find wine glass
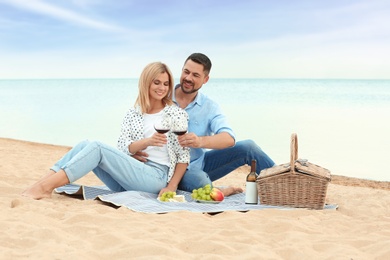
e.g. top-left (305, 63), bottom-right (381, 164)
top-left (154, 114), bottom-right (171, 134)
top-left (172, 117), bottom-right (187, 136)
top-left (153, 115), bottom-right (171, 151)
top-left (172, 116), bottom-right (188, 150)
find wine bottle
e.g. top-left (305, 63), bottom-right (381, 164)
top-left (245, 159), bottom-right (258, 204)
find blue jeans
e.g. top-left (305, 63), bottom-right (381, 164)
top-left (178, 139), bottom-right (275, 191)
top-left (51, 140), bottom-right (169, 194)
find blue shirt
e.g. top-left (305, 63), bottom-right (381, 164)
top-left (173, 85), bottom-right (236, 171)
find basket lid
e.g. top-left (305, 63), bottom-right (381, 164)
top-left (258, 163), bottom-right (290, 179)
top-left (258, 159), bottom-right (331, 181)
top-left (294, 159), bottom-right (331, 180)
top-left (258, 133), bottom-right (331, 181)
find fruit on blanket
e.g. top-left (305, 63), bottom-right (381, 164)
top-left (191, 184), bottom-right (213, 201)
top-left (210, 188), bottom-right (224, 201)
top-left (160, 191), bottom-right (176, 202)
top-left (191, 184), bottom-right (224, 202)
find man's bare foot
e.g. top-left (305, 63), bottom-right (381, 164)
top-left (220, 186), bottom-right (243, 197)
top-left (21, 184), bottom-right (52, 200)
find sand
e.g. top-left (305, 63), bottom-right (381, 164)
top-left (1, 137), bottom-right (389, 259)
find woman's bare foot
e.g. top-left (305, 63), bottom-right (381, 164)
top-left (220, 186), bottom-right (243, 197)
top-left (21, 183), bottom-right (53, 200)
top-left (21, 170), bottom-right (69, 200)
top-left (21, 170), bottom-right (56, 197)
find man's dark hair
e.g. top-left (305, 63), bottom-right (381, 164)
top-left (185, 53), bottom-right (212, 76)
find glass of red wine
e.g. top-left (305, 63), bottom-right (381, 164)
top-left (172, 119), bottom-right (187, 136)
top-left (154, 115), bottom-right (171, 134)
top-left (153, 115), bottom-right (171, 151)
top-left (172, 116), bottom-right (188, 150)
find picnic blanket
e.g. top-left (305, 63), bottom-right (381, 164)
top-left (55, 184), bottom-right (338, 213)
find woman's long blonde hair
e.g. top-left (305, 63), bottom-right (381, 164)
top-left (135, 62), bottom-right (174, 113)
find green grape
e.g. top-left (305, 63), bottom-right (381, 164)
top-left (160, 191), bottom-right (176, 202)
top-left (191, 184), bottom-right (217, 201)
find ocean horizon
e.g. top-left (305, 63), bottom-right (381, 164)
top-left (1, 78), bottom-right (389, 182)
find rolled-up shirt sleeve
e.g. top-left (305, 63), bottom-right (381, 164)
top-left (185, 93), bottom-right (236, 145)
top-left (209, 103), bottom-right (236, 143)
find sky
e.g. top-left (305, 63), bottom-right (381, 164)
top-left (0, 0), bottom-right (389, 79)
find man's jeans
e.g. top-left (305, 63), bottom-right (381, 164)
top-left (178, 139), bottom-right (275, 191)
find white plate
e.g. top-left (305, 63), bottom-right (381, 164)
top-left (195, 199), bottom-right (221, 204)
top-left (157, 195), bottom-right (186, 202)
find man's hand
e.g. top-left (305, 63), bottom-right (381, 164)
top-left (131, 151), bottom-right (149, 162)
top-left (177, 132), bottom-right (202, 148)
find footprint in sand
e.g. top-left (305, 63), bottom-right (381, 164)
top-left (10, 198), bottom-right (23, 208)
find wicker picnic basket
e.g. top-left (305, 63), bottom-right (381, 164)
top-left (257, 133), bottom-right (331, 209)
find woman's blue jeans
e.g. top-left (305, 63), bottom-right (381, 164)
top-left (178, 139), bottom-right (275, 192)
top-left (51, 140), bottom-right (169, 194)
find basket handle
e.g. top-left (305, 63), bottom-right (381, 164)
top-left (290, 133), bottom-right (298, 173)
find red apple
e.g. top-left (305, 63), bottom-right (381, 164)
top-left (210, 188), bottom-right (224, 201)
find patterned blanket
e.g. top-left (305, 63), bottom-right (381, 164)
top-left (55, 184), bottom-right (338, 214)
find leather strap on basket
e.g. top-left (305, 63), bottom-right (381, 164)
top-left (290, 133), bottom-right (298, 174)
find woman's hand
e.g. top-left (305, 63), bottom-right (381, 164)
top-left (128, 132), bottom-right (167, 156)
top-left (158, 187), bottom-right (176, 197)
top-left (148, 132), bottom-right (167, 147)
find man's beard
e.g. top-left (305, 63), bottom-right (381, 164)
top-left (180, 81), bottom-right (201, 94)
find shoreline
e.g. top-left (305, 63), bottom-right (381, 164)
top-left (2, 136), bottom-right (389, 189)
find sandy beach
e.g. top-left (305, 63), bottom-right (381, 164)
top-left (1, 137), bottom-right (389, 259)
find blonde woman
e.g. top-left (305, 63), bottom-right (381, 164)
top-left (23, 62), bottom-right (189, 199)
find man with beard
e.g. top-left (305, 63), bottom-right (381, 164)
top-left (134, 53), bottom-right (275, 196)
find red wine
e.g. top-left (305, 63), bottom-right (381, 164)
top-left (173, 130), bottom-right (186, 135)
top-left (155, 128), bottom-right (170, 134)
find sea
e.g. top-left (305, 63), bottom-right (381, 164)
top-left (1, 78), bottom-right (389, 181)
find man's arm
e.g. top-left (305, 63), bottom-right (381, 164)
top-left (198, 132), bottom-right (234, 149)
top-left (179, 132), bottom-right (234, 150)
